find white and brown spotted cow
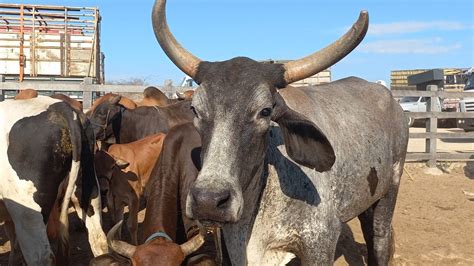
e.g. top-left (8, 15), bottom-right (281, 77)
top-left (0, 96), bottom-right (107, 265)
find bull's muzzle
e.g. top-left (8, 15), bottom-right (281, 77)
top-left (187, 183), bottom-right (241, 223)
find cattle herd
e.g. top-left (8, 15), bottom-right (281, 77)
top-left (0, 0), bottom-right (409, 265)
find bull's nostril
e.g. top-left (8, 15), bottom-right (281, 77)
top-left (216, 192), bottom-right (231, 209)
top-left (192, 187), bottom-right (232, 210)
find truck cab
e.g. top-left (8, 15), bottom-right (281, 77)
top-left (457, 72), bottom-right (474, 131)
top-left (400, 96), bottom-right (441, 126)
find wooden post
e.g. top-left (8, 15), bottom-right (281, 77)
top-left (82, 77), bottom-right (93, 110)
top-left (426, 85), bottom-right (438, 167)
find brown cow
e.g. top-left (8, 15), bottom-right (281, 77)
top-left (137, 86), bottom-right (172, 107)
top-left (86, 93), bottom-right (137, 116)
top-left (50, 93), bottom-right (83, 112)
top-left (14, 90), bottom-right (84, 114)
top-left (95, 133), bottom-right (166, 245)
top-left (14, 88), bottom-right (38, 100)
top-left (106, 123), bottom-right (223, 265)
top-left (176, 89), bottom-right (195, 101)
top-left (90, 221), bottom-right (205, 266)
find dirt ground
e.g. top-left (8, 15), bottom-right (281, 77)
top-left (334, 162), bottom-right (474, 265)
top-left (0, 138), bottom-right (473, 265)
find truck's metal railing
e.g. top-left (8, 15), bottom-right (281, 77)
top-left (0, 77), bottom-right (180, 109)
top-left (0, 3), bottom-right (102, 83)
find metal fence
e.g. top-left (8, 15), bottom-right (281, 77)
top-left (391, 86), bottom-right (474, 166)
top-left (1, 78), bottom-right (473, 165)
top-left (0, 77), bottom-right (180, 109)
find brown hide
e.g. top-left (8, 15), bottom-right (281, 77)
top-left (137, 86), bottom-right (170, 107)
top-left (176, 90), bottom-right (194, 100)
top-left (94, 124), bottom-right (220, 265)
top-left (51, 94), bottom-right (83, 112)
top-left (14, 90), bottom-right (84, 114)
top-left (95, 133), bottom-right (166, 244)
top-left (131, 238), bottom-right (185, 266)
top-left (86, 93), bottom-right (137, 116)
top-left (14, 88), bottom-right (38, 100)
top-left (107, 133), bottom-right (166, 194)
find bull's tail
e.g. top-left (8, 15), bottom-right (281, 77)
top-left (57, 161), bottom-right (80, 265)
top-left (57, 106), bottom-right (84, 265)
top-left (79, 117), bottom-right (108, 256)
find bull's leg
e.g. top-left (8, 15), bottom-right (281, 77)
top-left (4, 220), bottom-right (25, 265)
top-left (361, 185), bottom-right (398, 266)
top-left (372, 185), bottom-right (398, 266)
top-left (127, 196), bottom-right (139, 245)
top-left (110, 200), bottom-right (124, 241)
top-left (300, 218), bottom-right (341, 265)
top-left (71, 185), bottom-right (108, 256)
top-left (358, 206), bottom-right (376, 264)
top-left (4, 199), bottom-right (54, 265)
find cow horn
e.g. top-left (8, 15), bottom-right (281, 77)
top-left (152, 0), bottom-right (201, 79)
top-left (176, 91), bottom-right (186, 99)
top-left (115, 158), bottom-right (130, 169)
top-left (180, 233), bottom-right (205, 256)
top-left (283, 11), bottom-right (369, 84)
top-left (107, 220), bottom-right (136, 258)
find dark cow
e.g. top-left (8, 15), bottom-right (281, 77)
top-left (153, 1), bottom-right (409, 265)
top-left (0, 96), bottom-right (107, 265)
top-left (95, 123), bottom-right (220, 265)
top-left (88, 95), bottom-right (194, 144)
top-left (94, 133), bottom-right (166, 245)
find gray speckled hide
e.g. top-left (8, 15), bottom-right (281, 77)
top-left (188, 74), bottom-right (408, 265)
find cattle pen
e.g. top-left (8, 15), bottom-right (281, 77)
top-left (391, 69), bottom-right (474, 167)
top-left (1, 76), bottom-right (473, 166)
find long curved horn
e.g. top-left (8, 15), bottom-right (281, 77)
top-left (107, 220), bottom-right (136, 258)
top-left (283, 11), bottom-right (369, 84)
top-left (180, 233), bottom-right (205, 256)
top-left (152, 0), bottom-right (201, 78)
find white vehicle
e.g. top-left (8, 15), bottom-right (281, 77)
top-left (457, 70), bottom-right (474, 131)
top-left (180, 75), bottom-right (198, 87)
top-left (399, 96), bottom-right (441, 126)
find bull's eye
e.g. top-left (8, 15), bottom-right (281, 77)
top-left (260, 108), bottom-right (272, 117)
top-left (190, 106), bottom-right (199, 118)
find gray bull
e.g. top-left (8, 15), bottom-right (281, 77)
top-left (152, 0), bottom-right (409, 265)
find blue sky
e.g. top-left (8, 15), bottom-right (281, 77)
top-left (7, 0), bottom-right (474, 86)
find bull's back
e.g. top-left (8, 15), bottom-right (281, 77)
top-left (0, 97), bottom-right (75, 219)
top-left (279, 77), bottom-right (408, 220)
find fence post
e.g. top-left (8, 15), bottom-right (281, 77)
top-left (0, 75), bottom-right (4, 101)
top-left (82, 77), bottom-right (94, 110)
top-left (426, 85), bottom-right (438, 167)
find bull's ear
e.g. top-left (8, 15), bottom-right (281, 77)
top-left (118, 97), bottom-right (137, 110)
top-left (109, 95), bottom-right (121, 105)
top-left (272, 94), bottom-right (335, 172)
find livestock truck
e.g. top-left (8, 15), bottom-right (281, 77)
top-left (0, 3), bottom-right (104, 99)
